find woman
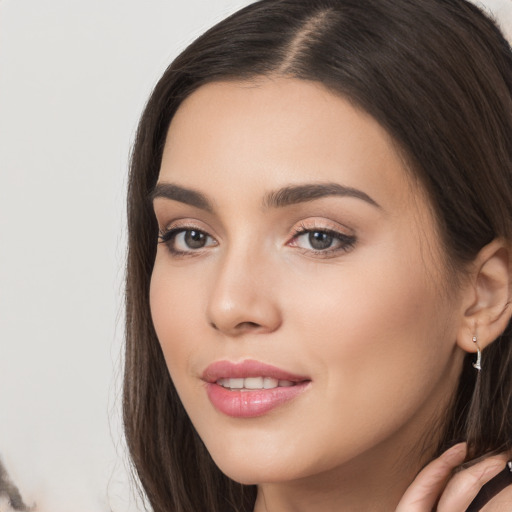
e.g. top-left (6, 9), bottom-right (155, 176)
top-left (123, 0), bottom-right (512, 510)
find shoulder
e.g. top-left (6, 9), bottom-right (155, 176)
top-left (480, 484), bottom-right (512, 511)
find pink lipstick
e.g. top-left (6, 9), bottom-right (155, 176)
top-left (202, 359), bottom-right (311, 418)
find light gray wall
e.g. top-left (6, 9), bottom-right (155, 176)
top-left (0, 2), bottom-right (253, 511)
top-left (0, 1), bottom-right (510, 511)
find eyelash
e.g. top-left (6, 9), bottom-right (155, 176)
top-left (289, 223), bottom-right (357, 257)
top-left (158, 226), bottom-right (216, 257)
top-left (158, 223), bottom-right (357, 258)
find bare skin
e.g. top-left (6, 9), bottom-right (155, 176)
top-left (150, 78), bottom-right (511, 511)
top-left (397, 444), bottom-right (512, 511)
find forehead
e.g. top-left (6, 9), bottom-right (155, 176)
top-left (160, 77), bottom-right (419, 213)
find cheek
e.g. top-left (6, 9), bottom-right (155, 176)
top-left (149, 261), bottom-right (217, 431)
top-left (149, 264), bottom-right (201, 376)
top-left (285, 245), bottom-right (454, 429)
top-left (288, 248), bottom-right (440, 351)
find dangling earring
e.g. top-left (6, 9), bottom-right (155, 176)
top-left (472, 335), bottom-right (482, 371)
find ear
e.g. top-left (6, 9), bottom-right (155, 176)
top-left (457, 239), bottom-right (511, 353)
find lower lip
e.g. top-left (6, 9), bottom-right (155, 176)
top-left (206, 382), bottom-right (310, 418)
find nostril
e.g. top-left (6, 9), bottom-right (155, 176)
top-left (236, 321), bottom-right (261, 330)
top-left (209, 320), bottom-right (262, 332)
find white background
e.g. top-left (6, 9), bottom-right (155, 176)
top-left (0, 1), bottom-right (510, 511)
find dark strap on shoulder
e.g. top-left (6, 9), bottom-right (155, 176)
top-left (466, 462), bottom-right (512, 511)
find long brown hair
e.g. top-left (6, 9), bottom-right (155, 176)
top-left (123, 1), bottom-right (512, 510)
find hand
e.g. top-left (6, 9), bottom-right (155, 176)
top-left (396, 443), bottom-right (511, 511)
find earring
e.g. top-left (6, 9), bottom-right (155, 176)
top-left (472, 335), bottom-right (482, 371)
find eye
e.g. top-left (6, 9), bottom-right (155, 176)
top-left (158, 227), bottom-right (217, 255)
top-left (289, 225), bottom-right (356, 255)
top-left (302, 231), bottom-right (336, 250)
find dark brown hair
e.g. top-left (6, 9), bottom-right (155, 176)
top-left (123, 1), bottom-right (512, 510)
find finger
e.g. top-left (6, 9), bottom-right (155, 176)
top-left (395, 443), bottom-right (467, 512)
top-left (437, 454), bottom-right (509, 512)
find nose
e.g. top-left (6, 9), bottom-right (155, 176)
top-left (206, 246), bottom-right (282, 337)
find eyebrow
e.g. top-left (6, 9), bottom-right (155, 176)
top-left (263, 182), bottom-right (381, 209)
top-left (150, 183), bottom-right (213, 212)
top-left (151, 181), bottom-right (381, 211)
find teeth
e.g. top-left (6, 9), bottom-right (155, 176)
top-left (216, 377), bottom-right (293, 390)
top-left (228, 378), bottom-right (244, 389)
top-left (245, 377), bottom-right (264, 389)
top-left (263, 377), bottom-right (278, 389)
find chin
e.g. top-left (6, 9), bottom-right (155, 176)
top-left (217, 462), bottom-right (294, 486)
top-left (207, 446), bottom-right (302, 485)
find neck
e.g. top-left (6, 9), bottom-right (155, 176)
top-left (254, 442), bottom-right (427, 512)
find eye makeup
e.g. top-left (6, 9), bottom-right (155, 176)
top-left (288, 225), bottom-right (356, 256)
top-left (158, 225), bottom-right (218, 257)
top-left (157, 217), bottom-right (357, 260)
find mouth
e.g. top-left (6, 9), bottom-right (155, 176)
top-left (202, 359), bottom-right (311, 418)
top-left (215, 376), bottom-right (297, 391)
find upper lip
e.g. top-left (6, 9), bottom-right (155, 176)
top-left (202, 359), bottom-right (310, 383)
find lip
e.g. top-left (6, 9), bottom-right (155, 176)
top-left (202, 359), bottom-right (311, 418)
top-left (202, 359), bottom-right (309, 383)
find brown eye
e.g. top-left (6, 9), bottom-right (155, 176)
top-left (158, 227), bottom-right (217, 254)
top-left (291, 227), bottom-right (357, 256)
top-left (184, 230), bottom-right (208, 249)
top-left (308, 231), bottom-right (334, 250)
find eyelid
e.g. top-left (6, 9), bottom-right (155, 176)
top-left (161, 218), bottom-right (205, 232)
top-left (158, 217), bottom-right (219, 237)
top-left (288, 218), bottom-right (355, 238)
top-left (287, 218), bottom-right (357, 256)
top-left (157, 219), bottom-right (219, 256)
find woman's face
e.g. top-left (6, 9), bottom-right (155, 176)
top-left (150, 78), bottom-right (466, 485)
